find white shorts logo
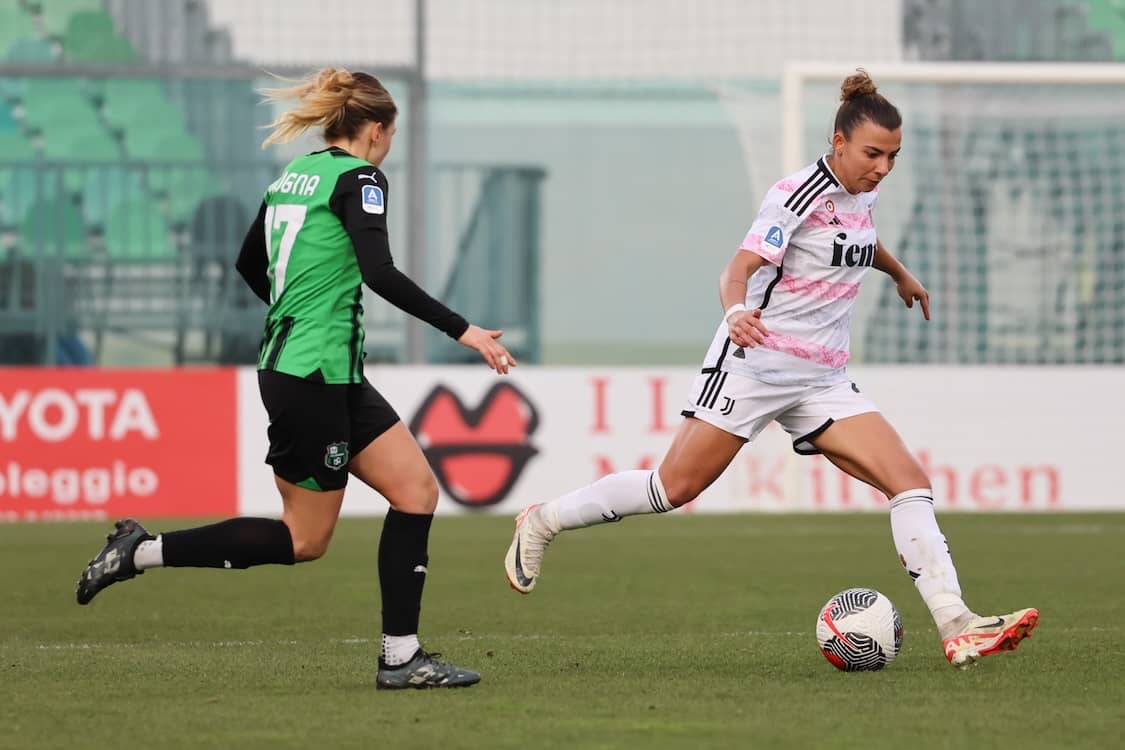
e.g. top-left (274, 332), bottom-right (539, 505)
top-left (361, 185), bottom-right (385, 215)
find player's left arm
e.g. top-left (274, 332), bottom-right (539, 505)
top-left (874, 239), bottom-right (930, 320)
top-left (330, 167), bottom-right (516, 373)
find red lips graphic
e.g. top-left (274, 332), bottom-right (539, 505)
top-left (409, 383), bottom-right (539, 508)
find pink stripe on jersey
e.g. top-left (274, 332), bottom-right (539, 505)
top-left (740, 233), bottom-right (783, 264)
top-left (804, 210), bottom-right (874, 231)
top-left (775, 178), bottom-right (801, 193)
top-left (759, 333), bottom-right (850, 369)
top-left (778, 274), bottom-right (860, 303)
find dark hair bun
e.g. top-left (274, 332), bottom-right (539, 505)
top-left (840, 69), bottom-right (878, 102)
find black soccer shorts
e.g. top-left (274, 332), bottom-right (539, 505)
top-left (257, 370), bottom-right (400, 491)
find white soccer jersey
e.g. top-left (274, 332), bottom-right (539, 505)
top-left (702, 156), bottom-right (879, 386)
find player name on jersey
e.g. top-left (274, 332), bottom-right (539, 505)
top-left (267, 171), bottom-right (321, 197)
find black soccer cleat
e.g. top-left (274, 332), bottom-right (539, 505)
top-left (76, 519), bottom-right (153, 605)
top-left (375, 650), bottom-right (482, 690)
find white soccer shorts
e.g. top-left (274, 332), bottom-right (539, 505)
top-left (681, 370), bottom-right (878, 454)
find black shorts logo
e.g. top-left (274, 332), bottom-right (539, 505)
top-left (324, 442), bottom-right (349, 470)
top-left (409, 383), bottom-right (539, 508)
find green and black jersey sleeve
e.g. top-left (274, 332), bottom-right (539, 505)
top-left (327, 166), bottom-right (468, 339)
top-left (235, 147), bottom-right (468, 384)
top-left (236, 203), bottom-right (270, 303)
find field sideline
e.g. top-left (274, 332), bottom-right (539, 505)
top-left (3, 513), bottom-right (1122, 750)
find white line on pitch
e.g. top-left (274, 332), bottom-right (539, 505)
top-left (28, 627), bottom-right (1117, 651)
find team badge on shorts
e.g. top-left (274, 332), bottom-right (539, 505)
top-left (324, 442), bottom-right (349, 470)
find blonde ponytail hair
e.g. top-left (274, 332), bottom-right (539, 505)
top-left (260, 67), bottom-right (397, 148)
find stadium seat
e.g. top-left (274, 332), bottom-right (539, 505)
top-left (0, 7), bottom-right (37, 58)
top-left (0, 100), bottom-right (18, 131)
top-left (20, 79), bottom-right (99, 132)
top-left (0, 134), bottom-right (49, 228)
top-left (164, 168), bottom-right (226, 226)
top-left (104, 198), bottom-right (176, 261)
top-left (41, 129), bottom-right (123, 193)
top-left (123, 126), bottom-right (204, 161)
top-left (79, 167), bottom-right (145, 228)
top-left (0, 130), bottom-right (34, 157)
top-left (101, 79), bottom-right (174, 132)
top-left (1082, 1), bottom-right (1125, 59)
top-left (0, 77), bottom-right (26, 103)
top-left (5, 37), bottom-right (57, 63)
top-left (41, 128), bottom-right (120, 162)
top-left (112, 105), bottom-right (188, 144)
top-left (124, 130), bottom-right (207, 193)
top-left (63, 11), bottom-right (136, 63)
top-left (19, 199), bottom-right (87, 260)
top-left (39, 0), bottom-right (105, 38)
top-left (0, 173), bottom-right (47, 229)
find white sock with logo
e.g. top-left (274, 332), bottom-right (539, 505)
top-left (543, 470), bottom-right (674, 532)
top-left (889, 489), bottom-right (972, 635)
top-left (381, 634), bottom-right (420, 667)
top-left (133, 535), bottom-right (164, 570)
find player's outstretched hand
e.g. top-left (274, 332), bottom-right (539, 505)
top-left (458, 324), bottom-right (517, 374)
top-left (727, 308), bottom-right (770, 348)
top-left (896, 273), bottom-right (931, 320)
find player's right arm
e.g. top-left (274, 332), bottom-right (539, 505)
top-left (235, 202), bottom-right (271, 304)
top-left (719, 250), bottom-right (769, 348)
top-left (718, 178), bottom-right (812, 348)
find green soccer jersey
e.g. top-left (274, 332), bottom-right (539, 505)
top-left (256, 148), bottom-right (388, 384)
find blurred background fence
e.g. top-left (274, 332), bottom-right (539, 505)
top-left (2, 0), bottom-right (1124, 367)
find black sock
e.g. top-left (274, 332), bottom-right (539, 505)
top-left (379, 509), bottom-right (433, 636)
top-left (162, 518), bottom-right (295, 569)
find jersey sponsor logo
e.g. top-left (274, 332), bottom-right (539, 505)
top-left (268, 171), bottom-right (320, 197)
top-left (764, 225), bottom-right (784, 248)
top-left (357, 173), bottom-right (379, 183)
top-left (324, 442), bottom-right (349, 470)
top-left (831, 231), bottom-right (876, 268)
top-left (409, 383), bottom-right (539, 508)
top-left (361, 184), bottom-right (385, 215)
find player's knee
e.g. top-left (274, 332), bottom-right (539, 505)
top-left (660, 475), bottom-right (702, 508)
top-left (291, 532), bottom-right (332, 562)
top-left (389, 472), bottom-right (439, 514)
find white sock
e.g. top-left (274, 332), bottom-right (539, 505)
top-left (544, 470), bottom-right (673, 532)
top-left (381, 634), bottom-right (420, 667)
top-left (889, 489), bottom-right (972, 633)
top-left (133, 535), bottom-right (163, 570)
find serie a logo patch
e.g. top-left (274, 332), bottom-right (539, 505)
top-left (361, 184), bottom-right (385, 215)
top-left (765, 225), bottom-right (784, 248)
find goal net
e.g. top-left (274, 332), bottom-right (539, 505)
top-left (779, 63), bottom-right (1125, 364)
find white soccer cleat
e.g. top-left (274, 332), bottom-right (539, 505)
top-left (943, 608), bottom-right (1039, 668)
top-left (504, 504), bottom-right (556, 594)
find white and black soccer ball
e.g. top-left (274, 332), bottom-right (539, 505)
top-left (816, 588), bottom-right (903, 671)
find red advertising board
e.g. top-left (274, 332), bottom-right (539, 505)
top-left (0, 368), bottom-right (237, 521)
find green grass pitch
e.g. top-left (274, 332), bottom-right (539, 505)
top-left (2, 513), bottom-right (1123, 749)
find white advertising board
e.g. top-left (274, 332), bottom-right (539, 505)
top-left (237, 366), bottom-right (1125, 515)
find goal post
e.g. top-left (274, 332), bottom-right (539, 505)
top-left (782, 62), bottom-right (1125, 173)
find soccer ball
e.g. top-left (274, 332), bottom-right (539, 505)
top-left (816, 588), bottom-right (903, 671)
